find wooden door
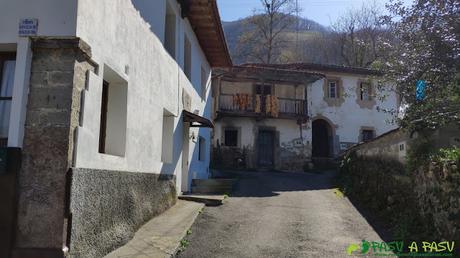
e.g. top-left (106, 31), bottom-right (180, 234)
top-left (258, 130), bottom-right (274, 167)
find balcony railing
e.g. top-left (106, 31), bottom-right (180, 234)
top-left (218, 94), bottom-right (308, 118)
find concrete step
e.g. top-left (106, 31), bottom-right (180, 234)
top-left (178, 194), bottom-right (226, 207)
top-left (104, 200), bottom-right (204, 258)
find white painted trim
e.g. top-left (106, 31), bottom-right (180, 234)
top-left (8, 37), bottom-right (32, 148)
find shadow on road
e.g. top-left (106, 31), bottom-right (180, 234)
top-left (222, 170), bottom-right (338, 198)
top-left (221, 169), bottom-right (394, 243)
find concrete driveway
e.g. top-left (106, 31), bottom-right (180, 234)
top-left (177, 170), bottom-right (387, 258)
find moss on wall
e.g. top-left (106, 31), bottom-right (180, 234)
top-left (339, 149), bottom-right (460, 242)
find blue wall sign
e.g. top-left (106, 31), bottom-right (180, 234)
top-left (19, 19), bottom-right (38, 37)
top-left (416, 80), bottom-right (426, 101)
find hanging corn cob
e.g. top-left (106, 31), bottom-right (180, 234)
top-left (265, 95), bottom-right (271, 115)
top-left (271, 96), bottom-right (279, 117)
top-left (255, 95), bottom-right (261, 113)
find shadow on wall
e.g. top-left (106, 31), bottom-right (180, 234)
top-left (160, 97), bottom-right (212, 190)
top-left (131, 0), bottom-right (164, 41)
top-left (161, 113), bottom-right (184, 176)
top-left (188, 98), bottom-right (212, 184)
top-left (131, 0), bottom-right (205, 99)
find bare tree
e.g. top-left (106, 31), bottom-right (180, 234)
top-left (331, 1), bottom-right (387, 67)
top-left (236, 0), bottom-right (298, 64)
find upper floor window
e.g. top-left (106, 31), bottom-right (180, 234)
top-left (164, 3), bottom-right (176, 59)
top-left (328, 80), bottom-right (339, 98)
top-left (198, 136), bottom-right (206, 161)
top-left (362, 129), bottom-right (375, 142)
top-left (255, 84), bottom-right (272, 95)
top-left (161, 109), bottom-right (174, 163)
top-left (184, 36), bottom-right (192, 80)
top-left (0, 53), bottom-right (16, 147)
top-left (201, 66), bottom-right (207, 100)
top-left (360, 82), bottom-right (372, 101)
top-left (98, 65), bottom-right (128, 156)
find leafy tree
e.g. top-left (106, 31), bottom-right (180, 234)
top-left (380, 0), bottom-right (460, 130)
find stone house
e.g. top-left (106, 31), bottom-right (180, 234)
top-left (0, 0), bottom-right (231, 257)
top-left (211, 63), bottom-right (398, 171)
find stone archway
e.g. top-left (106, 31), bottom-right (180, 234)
top-left (312, 119), bottom-right (333, 158)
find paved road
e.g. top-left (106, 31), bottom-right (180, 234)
top-left (177, 170), bottom-right (387, 258)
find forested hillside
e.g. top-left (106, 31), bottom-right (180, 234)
top-left (222, 16), bottom-right (334, 64)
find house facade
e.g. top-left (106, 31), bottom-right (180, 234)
top-left (0, 0), bottom-right (231, 257)
top-left (211, 63), bottom-right (398, 171)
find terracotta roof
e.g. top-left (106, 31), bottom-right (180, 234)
top-left (232, 65), bottom-right (325, 78)
top-left (241, 63), bottom-right (383, 76)
top-left (181, 0), bottom-right (232, 67)
top-left (213, 65), bottom-right (324, 84)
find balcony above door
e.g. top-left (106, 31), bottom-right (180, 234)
top-left (217, 93), bottom-right (308, 120)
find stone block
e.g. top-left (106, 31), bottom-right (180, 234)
top-left (27, 87), bottom-right (73, 110)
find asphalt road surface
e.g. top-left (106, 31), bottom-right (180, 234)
top-left (177, 170), bottom-right (387, 258)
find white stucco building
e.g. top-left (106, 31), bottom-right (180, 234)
top-left (0, 0), bottom-right (231, 257)
top-left (212, 63), bottom-right (398, 171)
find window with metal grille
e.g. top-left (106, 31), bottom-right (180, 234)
top-left (0, 53), bottom-right (16, 147)
top-left (224, 129), bottom-right (238, 147)
top-left (362, 129), bottom-right (375, 142)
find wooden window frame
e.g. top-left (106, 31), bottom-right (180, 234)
top-left (200, 66), bottom-right (207, 101)
top-left (255, 84), bottom-right (273, 96)
top-left (98, 80), bottom-right (109, 153)
top-left (360, 82), bottom-right (372, 101)
top-left (184, 36), bottom-right (192, 80)
top-left (328, 80), bottom-right (338, 99)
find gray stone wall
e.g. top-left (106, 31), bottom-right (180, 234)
top-left (347, 125), bottom-right (459, 163)
top-left (69, 168), bottom-right (176, 258)
top-left (13, 38), bottom-right (96, 256)
top-left (349, 128), bottom-right (409, 162)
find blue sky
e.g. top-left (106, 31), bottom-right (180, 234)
top-left (217, 0), bottom-right (413, 26)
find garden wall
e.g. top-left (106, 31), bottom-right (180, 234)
top-left (340, 126), bottom-right (460, 242)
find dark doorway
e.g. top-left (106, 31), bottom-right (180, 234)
top-left (312, 119), bottom-right (332, 157)
top-left (255, 84), bottom-right (272, 113)
top-left (257, 130), bottom-right (274, 167)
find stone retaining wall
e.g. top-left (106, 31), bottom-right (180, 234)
top-left (340, 126), bottom-right (460, 242)
top-left (69, 168), bottom-right (176, 258)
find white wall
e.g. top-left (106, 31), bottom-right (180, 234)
top-left (73, 0), bottom-right (212, 191)
top-left (0, 0), bottom-right (77, 43)
top-left (309, 73), bottom-right (398, 153)
top-left (221, 81), bottom-right (253, 95)
top-left (214, 117), bottom-right (307, 148)
top-left (214, 72), bottom-right (398, 157)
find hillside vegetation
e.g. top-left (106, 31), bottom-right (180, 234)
top-left (222, 16), bottom-right (334, 65)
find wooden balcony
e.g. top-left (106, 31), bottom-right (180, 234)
top-left (217, 94), bottom-right (308, 120)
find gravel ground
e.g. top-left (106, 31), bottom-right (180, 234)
top-left (177, 170), bottom-right (387, 258)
